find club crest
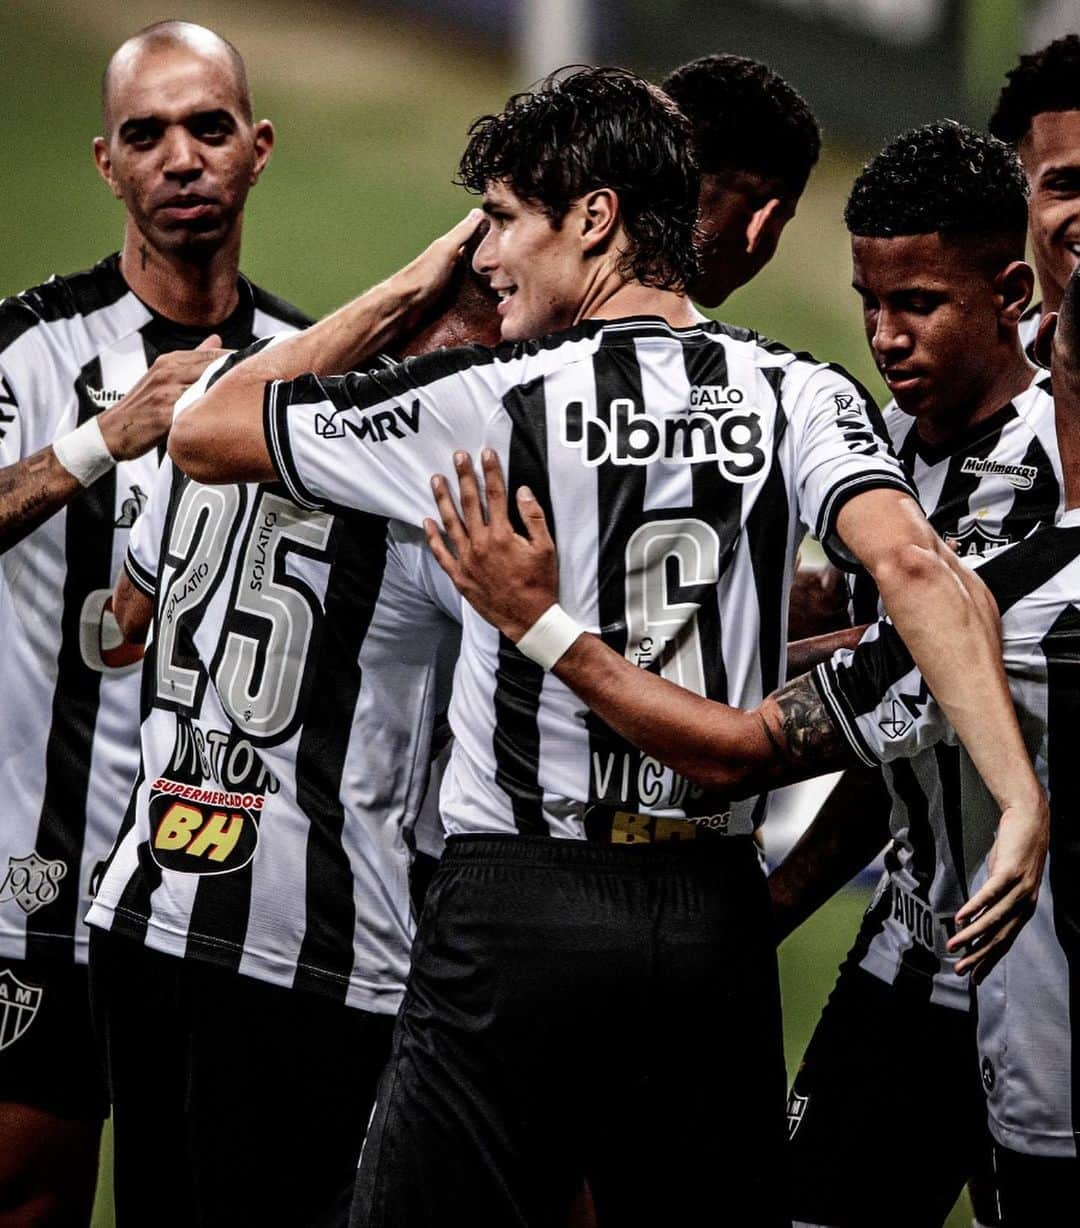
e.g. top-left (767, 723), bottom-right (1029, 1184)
top-left (0, 852), bottom-right (67, 915)
top-left (0, 969), bottom-right (42, 1052)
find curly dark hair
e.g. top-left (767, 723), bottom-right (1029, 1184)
top-left (662, 54), bottom-right (820, 198)
top-left (457, 66), bottom-right (701, 292)
top-left (990, 35), bottom-right (1080, 146)
top-left (845, 121), bottom-right (1028, 266)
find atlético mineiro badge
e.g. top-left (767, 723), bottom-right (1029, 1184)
top-left (787, 1092), bottom-right (810, 1140)
top-left (0, 852), bottom-right (67, 915)
top-left (0, 969), bottom-right (42, 1051)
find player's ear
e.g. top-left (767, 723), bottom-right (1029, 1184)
top-left (250, 119), bottom-right (275, 184)
top-left (745, 197), bottom-right (786, 256)
top-left (1034, 311), bottom-right (1058, 370)
top-left (580, 188), bottom-right (620, 255)
top-left (994, 260), bottom-right (1035, 326)
top-left (92, 136), bottom-right (122, 199)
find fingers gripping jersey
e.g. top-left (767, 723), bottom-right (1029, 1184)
top-left (87, 345), bottom-right (462, 1011)
top-left (847, 377), bottom-right (1063, 1009)
top-left (0, 256), bottom-right (308, 965)
top-left (816, 515), bottom-right (1080, 1157)
top-left (265, 317), bottom-right (912, 838)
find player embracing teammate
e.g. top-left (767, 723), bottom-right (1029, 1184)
top-left (169, 66), bottom-right (1046, 1227)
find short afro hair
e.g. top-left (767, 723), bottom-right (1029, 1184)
top-left (990, 35), bottom-right (1080, 146)
top-left (845, 121), bottom-right (1028, 266)
top-left (662, 54), bottom-right (820, 199)
top-left (457, 66), bottom-right (700, 293)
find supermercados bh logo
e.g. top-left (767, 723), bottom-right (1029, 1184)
top-left (561, 388), bottom-right (766, 481)
top-left (148, 718), bottom-right (278, 875)
top-left (960, 456), bottom-right (1038, 490)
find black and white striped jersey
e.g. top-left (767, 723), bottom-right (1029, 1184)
top-left (816, 512), bottom-right (1080, 1156)
top-left (86, 346), bottom-right (462, 1012)
top-left (264, 316), bottom-right (912, 839)
top-left (0, 255), bottom-right (308, 966)
top-left (847, 376), bottom-right (1063, 1010)
top-left (1019, 302), bottom-right (1044, 364)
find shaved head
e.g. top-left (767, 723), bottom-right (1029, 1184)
top-left (102, 21), bottom-right (251, 135)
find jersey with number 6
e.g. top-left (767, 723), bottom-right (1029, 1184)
top-left (86, 344), bottom-right (461, 1011)
top-left (265, 316), bottom-right (912, 838)
top-left (816, 513), bottom-right (1080, 1156)
top-left (0, 255), bottom-right (308, 966)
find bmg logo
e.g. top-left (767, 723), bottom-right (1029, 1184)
top-left (561, 397), bottom-right (766, 481)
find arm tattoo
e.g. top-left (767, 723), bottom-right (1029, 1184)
top-left (0, 447), bottom-right (80, 552)
top-left (766, 674), bottom-right (847, 767)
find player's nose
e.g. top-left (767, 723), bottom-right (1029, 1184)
top-left (472, 224), bottom-right (496, 276)
top-left (161, 128), bottom-right (203, 179)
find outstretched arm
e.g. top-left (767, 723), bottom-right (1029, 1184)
top-left (169, 212), bottom-right (484, 486)
top-left (425, 450), bottom-right (1040, 980)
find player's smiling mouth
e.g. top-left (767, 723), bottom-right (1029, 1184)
top-left (494, 285), bottom-right (517, 313)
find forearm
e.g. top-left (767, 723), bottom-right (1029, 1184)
top-left (768, 767), bottom-right (890, 943)
top-left (787, 625), bottom-right (868, 677)
top-left (874, 546), bottom-right (1039, 811)
top-left (0, 446), bottom-right (82, 553)
top-left (551, 634), bottom-right (774, 793)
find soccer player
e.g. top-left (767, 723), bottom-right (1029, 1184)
top-left (167, 68), bottom-right (1046, 1225)
top-left (991, 35), bottom-right (1080, 358)
top-left (84, 221), bottom-right (498, 1226)
top-left (763, 122), bottom-right (1061, 1227)
top-left (0, 20), bottom-right (307, 1224)
top-left (426, 269), bottom-right (1080, 1222)
top-left (661, 53), bottom-right (820, 308)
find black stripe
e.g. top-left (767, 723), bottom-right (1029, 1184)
top-left (248, 280), bottom-right (313, 331)
top-left (936, 743), bottom-right (966, 901)
top-left (586, 338), bottom-right (650, 811)
top-left (491, 377), bottom-right (552, 834)
top-left (849, 838), bottom-right (904, 964)
top-left (744, 366), bottom-right (789, 700)
top-left (997, 434), bottom-right (1062, 544)
top-left (0, 256), bottom-right (129, 352)
top-left (292, 511), bottom-right (389, 997)
top-left (978, 526), bottom-right (1080, 616)
top-left (1043, 602), bottom-right (1080, 1151)
top-left (887, 758), bottom-right (939, 1001)
top-left (926, 413), bottom-right (1012, 533)
top-left (820, 621), bottom-right (916, 718)
top-left (26, 357), bottom-right (122, 958)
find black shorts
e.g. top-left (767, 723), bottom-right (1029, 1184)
top-left (352, 833), bottom-right (789, 1228)
top-left (89, 928), bottom-right (395, 1228)
top-left (0, 955), bottom-right (108, 1120)
top-left (993, 1143), bottom-right (1080, 1227)
top-left (788, 958), bottom-right (995, 1227)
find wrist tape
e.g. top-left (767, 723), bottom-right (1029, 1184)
top-left (515, 603), bottom-right (583, 671)
top-left (53, 418), bottom-right (116, 487)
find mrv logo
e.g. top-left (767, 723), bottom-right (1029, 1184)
top-left (561, 393), bottom-right (766, 481)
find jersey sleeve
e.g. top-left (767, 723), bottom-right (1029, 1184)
top-left (124, 458), bottom-right (174, 597)
top-left (788, 366), bottom-right (916, 570)
top-left (811, 619), bottom-right (954, 765)
top-left (263, 347), bottom-right (500, 525)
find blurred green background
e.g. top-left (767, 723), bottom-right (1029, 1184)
top-left (0, 1), bottom-right (1009, 1222)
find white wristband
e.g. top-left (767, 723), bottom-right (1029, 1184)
top-left (515, 603), bottom-right (583, 671)
top-left (53, 417), bottom-right (116, 487)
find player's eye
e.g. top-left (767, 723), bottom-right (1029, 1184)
top-left (1044, 172), bottom-right (1080, 196)
top-left (123, 125), bottom-right (161, 148)
top-left (190, 113), bottom-right (235, 142)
